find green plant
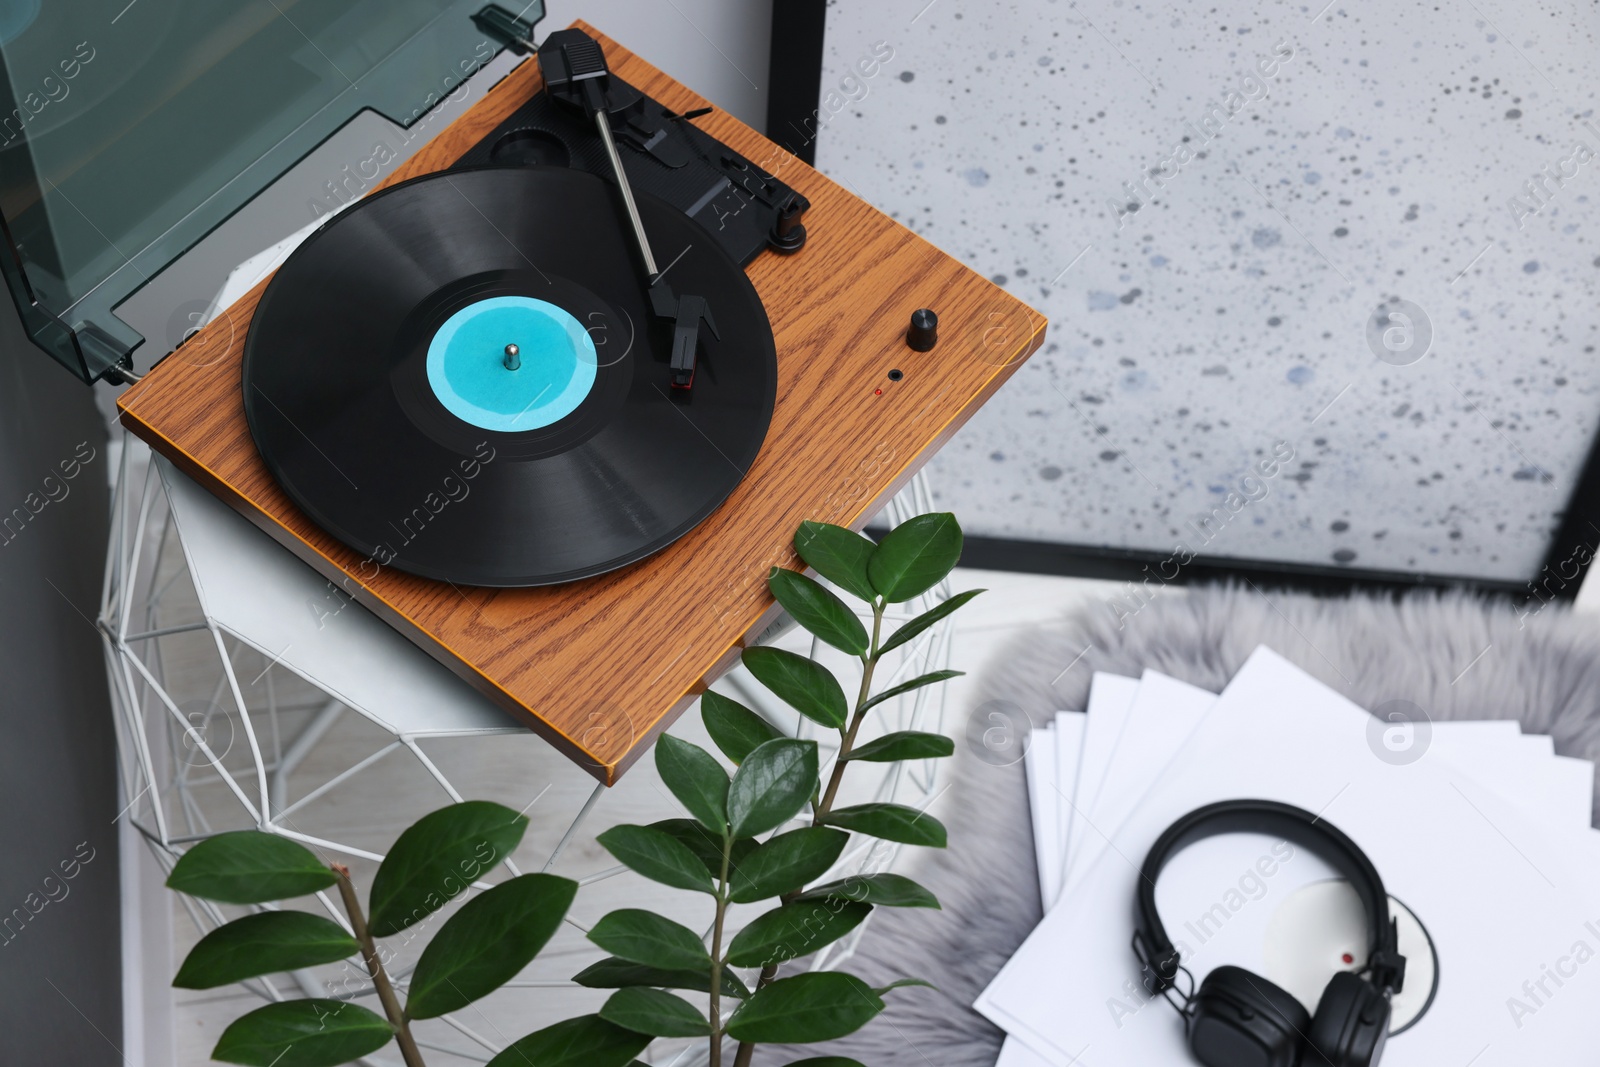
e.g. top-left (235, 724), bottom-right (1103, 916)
top-left (165, 801), bottom-right (590, 1067)
top-left (165, 513), bottom-right (977, 1067)
top-left (574, 514), bottom-right (980, 1067)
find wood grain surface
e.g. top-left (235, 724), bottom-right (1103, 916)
top-left (118, 23), bottom-right (1047, 784)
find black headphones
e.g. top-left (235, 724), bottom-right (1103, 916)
top-left (1132, 800), bottom-right (1407, 1067)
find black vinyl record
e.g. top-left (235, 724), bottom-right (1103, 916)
top-left (242, 165), bottom-right (776, 586)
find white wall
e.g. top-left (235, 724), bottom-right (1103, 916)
top-left (0, 273), bottom-right (121, 1065)
top-left (555, 0), bottom-right (770, 128)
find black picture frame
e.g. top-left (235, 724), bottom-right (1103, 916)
top-left (765, 0), bottom-right (829, 166)
top-left (769, 0), bottom-right (1600, 605)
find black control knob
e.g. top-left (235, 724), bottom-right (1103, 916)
top-left (906, 308), bottom-right (938, 351)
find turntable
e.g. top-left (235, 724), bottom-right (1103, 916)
top-left (29, 11), bottom-right (1045, 781)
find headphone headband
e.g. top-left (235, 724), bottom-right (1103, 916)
top-left (1135, 799), bottom-right (1405, 996)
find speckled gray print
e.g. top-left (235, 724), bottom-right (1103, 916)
top-left (815, 0), bottom-right (1600, 581)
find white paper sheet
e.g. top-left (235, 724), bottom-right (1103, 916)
top-left (1002, 673), bottom-right (1232, 1067)
top-left (1004, 681), bottom-right (1134, 1067)
top-left (1024, 723), bottom-right (1057, 906)
top-left (984, 647), bottom-right (1600, 1066)
top-left (1059, 674), bottom-right (1140, 897)
top-left (1059, 697), bottom-right (1593, 911)
top-left (1050, 711), bottom-right (1087, 904)
top-left (1064, 672), bottom-right (1218, 895)
top-left (1548, 756), bottom-right (1596, 829)
top-left (1426, 723), bottom-right (1595, 832)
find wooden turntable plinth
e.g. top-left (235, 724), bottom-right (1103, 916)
top-left (118, 22), bottom-right (1046, 783)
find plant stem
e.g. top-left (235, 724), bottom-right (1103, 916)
top-left (732, 602), bottom-right (886, 1067)
top-left (708, 833), bottom-right (734, 1067)
top-left (816, 601), bottom-right (884, 819)
top-left (333, 865), bottom-right (426, 1067)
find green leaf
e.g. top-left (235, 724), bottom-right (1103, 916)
top-left (860, 670), bottom-right (965, 714)
top-left (166, 832), bottom-right (336, 905)
top-left (648, 819), bottom-right (757, 879)
top-left (588, 909), bottom-right (711, 970)
top-left (487, 1015), bottom-right (651, 1067)
top-left (726, 738), bottom-right (820, 839)
top-left (843, 730), bottom-right (956, 763)
top-left (878, 588), bottom-right (984, 655)
top-left (596, 824), bottom-right (715, 895)
top-left (573, 956), bottom-right (750, 998)
top-left (768, 569), bottom-right (870, 655)
top-left (367, 801), bottom-right (527, 937)
top-left (866, 513), bottom-right (963, 603)
top-left (793, 521), bottom-right (878, 602)
top-left (173, 912), bottom-right (358, 989)
top-left (211, 999), bottom-right (391, 1067)
top-left (795, 873), bottom-right (941, 909)
top-left (729, 827), bottom-right (848, 904)
top-left (599, 988), bottom-right (711, 1037)
top-left (741, 647), bottom-right (849, 729)
top-left (405, 873), bottom-right (577, 1019)
top-left (654, 734), bottom-right (729, 834)
top-left (701, 690), bottom-right (783, 765)
top-left (822, 803), bottom-right (947, 848)
top-left (876, 977), bottom-right (939, 995)
top-left (725, 972), bottom-right (885, 1044)
top-left (725, 899), bottom-right (872, 967)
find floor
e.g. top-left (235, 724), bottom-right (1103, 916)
top-left (140, 554), bottom-right (1124, 1067)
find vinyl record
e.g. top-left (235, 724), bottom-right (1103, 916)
top-left (242, 165), bottom-right (776, 586)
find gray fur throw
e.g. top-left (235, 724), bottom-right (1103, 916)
top-left (757, 584), bottom-right (1600, 1066)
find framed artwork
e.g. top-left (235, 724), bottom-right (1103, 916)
top-left (767, 0), bottom-right (1600, 602)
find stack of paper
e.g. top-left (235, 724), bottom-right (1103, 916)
top-left (986, 646), bottom-right (1600, 1066)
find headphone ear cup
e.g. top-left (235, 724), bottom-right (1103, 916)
top-left (1306, 971), bottom-right (1391, 1067)
top-left (1187, 966), bottom-right (1311, 1067)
